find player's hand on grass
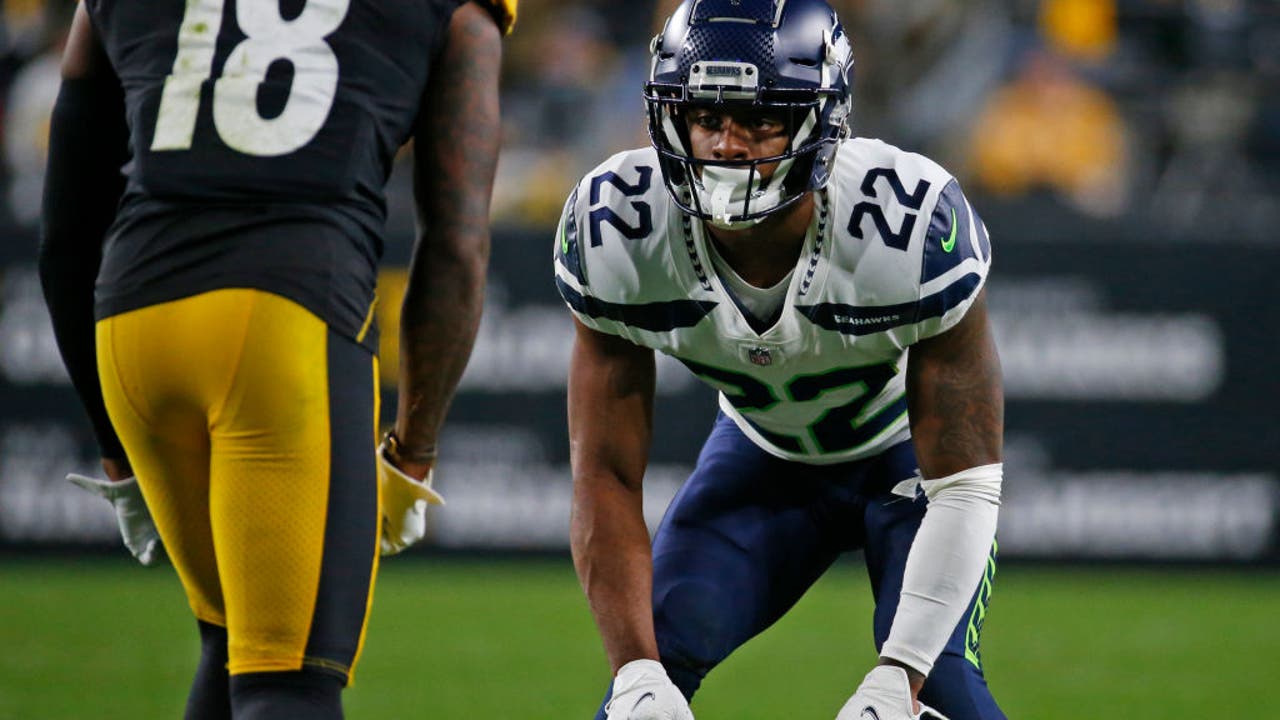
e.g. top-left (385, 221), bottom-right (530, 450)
top-left (836, 666), bottom-right (949, 720)
top-left (376, 440), bottom-right (445, 556)
top-left (605, 659), bottom-right (694, 720)
top-left (66, 473), bottom-right (165, 566)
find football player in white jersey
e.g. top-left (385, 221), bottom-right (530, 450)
top-left (554, 1), bottom-right (1005, 719)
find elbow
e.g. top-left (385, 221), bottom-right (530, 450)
top-left (36, 236), bottom-right (55, 287)
top-left (445, 234), bottom-right (490, 302)
top-left (453, 231), bottom-right (491, 282)
top-left (418, 224), bottom-right (491, 283)
top-left (36, 227), bottom-right (76, 306)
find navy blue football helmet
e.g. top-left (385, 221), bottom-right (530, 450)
top-left (645, 0), bottom-right (854, 228)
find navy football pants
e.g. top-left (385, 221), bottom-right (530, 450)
top-left (593, 413), bottom-right (1004, 719)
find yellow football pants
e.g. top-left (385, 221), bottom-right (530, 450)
top-left (96, 288), bottom-right (380, 682)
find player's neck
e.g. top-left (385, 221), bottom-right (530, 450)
top-left (703, 194), bottom-right (814, 289)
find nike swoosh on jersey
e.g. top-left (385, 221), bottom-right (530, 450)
top-left (940, 208), bottom-right (957, 253)
top-left (860, 707), bottom-right (882, 720)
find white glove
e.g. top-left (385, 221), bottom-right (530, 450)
top-left (66, 473), bottom-right (165, 566)
top-left (377, 442), bottom-right (445, 556)
top-left (605, 659), bottom-right (693, 720)
top-left (835, 666), bottom-right (949, 720)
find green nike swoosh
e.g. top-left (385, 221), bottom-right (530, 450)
top-left (559, 221), bottom-right (569, 255)
top-left (940, 208), bottom-right (957, 253)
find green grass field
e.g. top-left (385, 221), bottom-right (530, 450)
top-left (1, 556), bottom-right (1275, 719)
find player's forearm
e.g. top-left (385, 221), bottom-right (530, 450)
top-left (571, 475), bottom-right (661, 672)
top-left (395, 238), bottom-right (488, 453)
top-left (886, 292), bottom-right (1004, 677)
top-left (566, 323), bottom-right (658, 671)
top-left (38, 51), bottom-right (129, 461)
top-left (879, 464), bottom-right (1001, 677)
top-left (398, 1), bottom-right (501, 456)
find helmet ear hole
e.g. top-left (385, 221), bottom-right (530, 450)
top-left (784, 153), bottom-right (816, 196)
top-left (661, 155), bottom-right (687, 188)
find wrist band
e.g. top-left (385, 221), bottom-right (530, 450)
top-left (383, 430), bottom-right (438, 465)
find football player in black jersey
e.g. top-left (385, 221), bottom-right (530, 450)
top-left (39, 1), bottom-right (513, 717)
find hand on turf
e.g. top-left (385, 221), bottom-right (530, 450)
top-left (836, 666), bottom-right (949, 720)
top-left (605, 659), bottom-right (694, 720)
top-left (377, 441), bottom-right (445, 556)
top-left (66, 473), bottom-right (165, 566)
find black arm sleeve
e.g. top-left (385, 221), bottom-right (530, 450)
top-left (37, 75), bottom-right (130, 460)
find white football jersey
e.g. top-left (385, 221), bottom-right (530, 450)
top-left (554, 138), bottom-right (992, 465)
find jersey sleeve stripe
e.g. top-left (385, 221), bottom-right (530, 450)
top-left (555, 277), bottom-right (718, 332)
top-left (796, 271), bottom-right (983, 336)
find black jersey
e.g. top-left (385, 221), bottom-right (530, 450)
top-left (85, 0), bottom-right (464, 345)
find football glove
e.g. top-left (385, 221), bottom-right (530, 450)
top-left (377, 441), bottom-right (445, 556)
top-left (835, 666), bottom-right (949, 720)
top-left (66, 473), bottom-right (165, 567)
top-left (605, 659), bottom-right (694, 720)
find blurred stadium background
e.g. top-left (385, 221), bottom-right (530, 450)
top-left (0, 0), bottom-right (1277, 717)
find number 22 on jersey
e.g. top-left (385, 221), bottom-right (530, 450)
top-left (151, 0), bottom-right (350, 157)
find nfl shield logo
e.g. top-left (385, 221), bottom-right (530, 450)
top-left (748, 347), bottom-right (773, 366)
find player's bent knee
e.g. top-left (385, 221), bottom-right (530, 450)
top-left (653, 578), bottom-right (741, 694)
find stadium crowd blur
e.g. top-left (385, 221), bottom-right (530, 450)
top-left (0, 0), bottom-right (1276, 244)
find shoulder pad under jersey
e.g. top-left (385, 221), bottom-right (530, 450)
top-left (818, 137), bottom-right (992, 345)
top-left (553, 147), bottom-right (717, 342)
